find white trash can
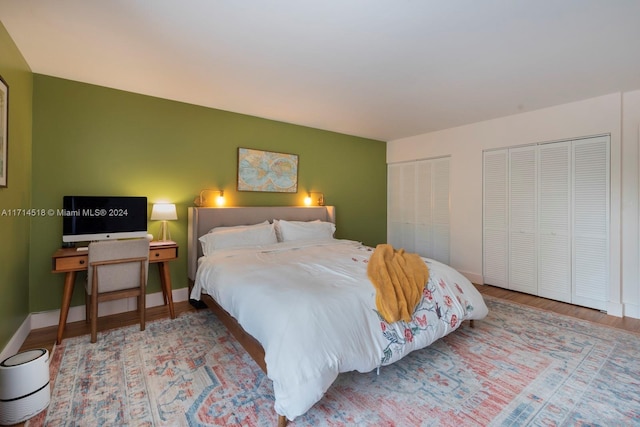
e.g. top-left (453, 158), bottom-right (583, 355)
top-left (0, 349), bottom-right (50, 425)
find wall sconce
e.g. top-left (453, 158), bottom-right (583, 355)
top-left (150, 203), bottom-right (178, 241)
top-left (194, 189), bottom-right (225, 207)
top-left (304, 192), bottom-right (325, 206)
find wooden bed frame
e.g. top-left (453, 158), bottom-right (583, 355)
top-left (188, 206), bottom-right (473, 426)
top-left (187, 206), bottom-right (336, 426)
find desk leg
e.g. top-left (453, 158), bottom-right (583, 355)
top-left (157, 262), bottom-right (175, 319)
top-left (57, 271), bottom-right (77, 344)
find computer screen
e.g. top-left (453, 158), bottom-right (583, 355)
top-left (62, 196), bottom-right (148, 242)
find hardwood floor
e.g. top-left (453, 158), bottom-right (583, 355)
top-left (19, 285), bottom-right (639, 356)
top-left (19, 301), bottom-right (199, 354)
top-left (475, 284), bottom-right (640, 333)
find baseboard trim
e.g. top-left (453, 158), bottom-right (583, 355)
top-left (0, 315), bottom-right (32, 362)
top-left (30, 287), bottom-right (189, 329)
top-left (606, 300), bottom-right (624, 318)
top-left (1, 288), bottom-right (189, 359)
top-left (459, 271), bottom-right (483, 285)
top-left (623, 302), bottom-right (639, 319)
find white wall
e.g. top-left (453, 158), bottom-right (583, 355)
top-left (621, 90), bottom-right (640, 318)
top-left (387, 92), bottom-right (640, 318)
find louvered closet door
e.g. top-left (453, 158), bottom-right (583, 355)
top-left (431, 158), bottom-right (450, 264)
top-left (387, 164), bottom-right (402, 247)
top-left (483, 150), bottom-right (508, 288)
top-left (509, 146), bottom-right (537, 294)
top-left (538, 142), bottom-right (571, 303)
top-left (388, 158), bottom-right (450, 263)
top-left (414, 160), bottom-right (432, 257)
top-left (387, 163), bottom-right (416, 251)
top-left (572, 136), bottom-right (609, 310)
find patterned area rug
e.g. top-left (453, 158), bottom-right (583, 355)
top-left (28, 296), bottom-right (640, 426)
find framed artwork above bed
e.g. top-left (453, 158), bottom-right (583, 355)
top-left (237, 147), bottom-right (298, 193)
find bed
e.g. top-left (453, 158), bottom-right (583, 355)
top-left (187, 206), bottom-right (488, 426)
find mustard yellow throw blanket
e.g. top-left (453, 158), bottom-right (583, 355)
top-left (367, 244), bottom-right (430, 323)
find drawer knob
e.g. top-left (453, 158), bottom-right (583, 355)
top-left (79, 260), bottom-right (85, 265)
top-left (155, 253), bottom-right (160, 257)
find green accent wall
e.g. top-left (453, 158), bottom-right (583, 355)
top-left (30, 75), bottom-right (387, 313)
top-left (0, 22), bottom-right (33, 350)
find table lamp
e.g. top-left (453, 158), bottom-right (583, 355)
top-left (150, 203), bottom-right (177, 241)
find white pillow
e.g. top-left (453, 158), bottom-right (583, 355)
top-left (273, 219), bottom-right (319, 241)
top-left (275, 219), bottom-right (335, 242)
top-left (199, 222), bottom-right (277, 255)
top-left (205, 220), bottom-right (269, 234)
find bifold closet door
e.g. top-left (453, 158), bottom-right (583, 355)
top-left (388, 158), bottom-right (450, 264)
top-left (387, 163), bottom-right (416, 252)
top-left (572, 136), bottom-right (609, 310)
top-left (482, 150), bottom-right (509, 288)
top-left (431, 158), bottom-right (450, 265)
top-left (508, 146), bottom-right (537, 294)
top-left (483, 136), bottom-right (609, 310)
top-left (537, 142), bottom-right (571, 303)
top-left (414, 160), bottom-right (432, 258)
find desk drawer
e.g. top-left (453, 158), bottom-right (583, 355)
top-left (150, 247), bottom-right (177, 261)
top-left (55, 255), bottom-right (88, 271)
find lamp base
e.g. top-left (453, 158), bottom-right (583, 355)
top-left (158, 220), bottom-right (171, 241)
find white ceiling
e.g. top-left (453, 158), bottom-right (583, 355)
top-left (1, 1), bottom-right (639, 141)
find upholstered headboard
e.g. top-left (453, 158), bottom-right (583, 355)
top-left (187, 206), bottom-right (336, 281)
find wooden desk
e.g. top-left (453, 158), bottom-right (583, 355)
top-left (52, 242), bottom-right (178, 344)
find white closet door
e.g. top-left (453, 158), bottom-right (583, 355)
top-left (431, 158), bottom-right (450, 264)
top-left (388, 158), bottom-right (450, 263)
top-left (387, 163), bottom-right (416, 251)
top-left (414, 160), bottom-right (432, 257)
top-left (402, 163), bottom-right (417, 252)
top-left (387, 163), bottom-right (403, 249)
top-left (572, 136), bottom-right (609, 310)
top-left (509, 146), bottom-right (537, 294)
top-left (538, 142), bottom-right (571, 303)
top-left (483, 150), bottom-right (509, 288)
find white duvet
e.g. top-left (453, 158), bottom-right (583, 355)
top-left (191, 239), bottom-right (488, 421)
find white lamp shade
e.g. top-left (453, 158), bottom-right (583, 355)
top-left (150, 203), bottom-right (177, 221)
